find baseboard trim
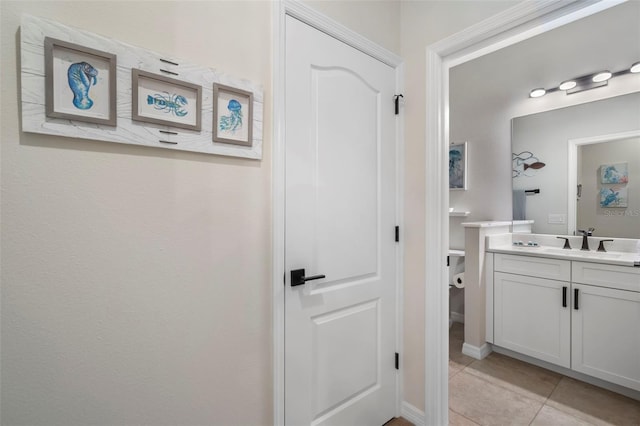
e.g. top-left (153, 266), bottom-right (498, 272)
top-left (400, 401), bottom-right (425, 426)
top-left (462, 342), bottom-right (492, 360)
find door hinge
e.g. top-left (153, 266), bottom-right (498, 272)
top-left (395, 352), bottom-right (399, 370)
top-left (395, 226), bottom-right (399, 242)
top-left (394, 94), bottom-right (404, 115)
top-left (447, 255), bottom-right (450, 267)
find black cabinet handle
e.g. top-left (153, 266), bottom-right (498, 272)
top-left (574, 288), bottom-right (579, 310)
top-left (291, 268), bottom-right (326, 287)
top-left (562, 286), bottom-right (567, 307)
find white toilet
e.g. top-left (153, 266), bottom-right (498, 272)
top-left (448, 250), bottom-right (465, 328)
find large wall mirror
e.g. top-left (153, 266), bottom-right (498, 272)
top-left (512, 92), bottom-right (640, 238)
top-left (449, 1), bottom-right (640, 249)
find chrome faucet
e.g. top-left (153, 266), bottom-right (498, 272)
top-left (578, 228), bottom-right (595, 251)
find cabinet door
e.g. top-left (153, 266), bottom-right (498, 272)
top-left (572, 283), bottom-right (640, 391)
top-left (494, 272), bottom-right (570, 368)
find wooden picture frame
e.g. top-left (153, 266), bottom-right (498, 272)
top-left (213, 83), bottom-right (253, 146)
top-left (45, 37), bottom-right (117, 126)
top-left (131, 69), bottom-right (202, 131)
top-left (449, 142), bottom-right (467, 190)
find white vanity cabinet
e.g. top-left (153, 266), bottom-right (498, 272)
top-left (494, 254), bottom-right (571, 368)
top-left (571, 262), bottom-right (640, 391)
top-left (490, 253), bottom-right (640, 392)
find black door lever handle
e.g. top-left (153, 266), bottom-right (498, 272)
top-left (291, 268), bottom-right (326, 287)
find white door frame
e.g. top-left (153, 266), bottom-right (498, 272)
top-left (424, 0), bottom-right (626, 424)
top-left (272, 1), bottom-right (404, 424)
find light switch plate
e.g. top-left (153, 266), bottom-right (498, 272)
top-left (548, 214), bottom-right (566, 224)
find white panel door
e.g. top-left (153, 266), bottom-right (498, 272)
top-left (572, 283), bottom-right (640, 391)
top-left (494, 272), bottom-right (571, 368)
top-left (285, 15), bottom-right (397, 426)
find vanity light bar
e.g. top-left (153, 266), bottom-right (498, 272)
top-left (529, 62), bottom-right (640, 98)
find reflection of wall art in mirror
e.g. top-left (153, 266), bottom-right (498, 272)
top-left (213, 83), bottom-right (253, 147)
top-left (511, 94), bottom-right (640, 238)
top-left (45, 37), bottom-right (117, 126)
top-left (132, 69), bottom-right (202, 131)
top-left (600, 186), bottom-right (628, 208)
top-left (600, 163), bottom-right (628, 184)
top-left (449, 142), bottom-right (467, 190)
top-left (512, 151), bottom-right (546, 178)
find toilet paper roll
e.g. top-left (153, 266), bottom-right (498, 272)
top-left (452, 272), bottom-right (465, 289)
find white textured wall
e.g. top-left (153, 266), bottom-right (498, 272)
top-left (303, 0), bottom-right (401, 54)
top-left (400, 0), bottom-right (520, 412)
top-left (1, 1), bottom-right (406, 425)
top-left (1, 2), bottom-right (272, 425)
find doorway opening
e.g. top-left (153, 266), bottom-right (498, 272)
top-left (425, 1), bottom-right (627, 424)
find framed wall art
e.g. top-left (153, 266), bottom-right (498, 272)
top-left (449, 142), bottom-right (467, 190)
top-left (213, 83), bottom-right (253, 146)
top-left (600, 186), bottom-right (628, 208)
top-left (45, 37), bottom-right (117, 126)
top-left (23, 14), bottom-right (264, 159)
top-left (600, 162), bottom-right (628, 184)
top-left (132, 69), bottom-right (202, 131)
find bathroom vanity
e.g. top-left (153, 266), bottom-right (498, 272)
top-left (485, 233), bottom-right (640, 394)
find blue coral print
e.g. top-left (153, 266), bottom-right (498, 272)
top-left (67, 62), bottom-right (98, 110)
top-left (601, 163), bottom-right (628, 184)
top-left (219, 99), bottom-right (243, 133)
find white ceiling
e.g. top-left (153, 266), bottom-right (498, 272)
top-left (450, 1), bottom-right (640, 111)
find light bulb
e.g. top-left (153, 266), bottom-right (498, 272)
top-left (592, 71), bottom-right (612, 83)
top-left (529, 88), bottom-right (546, 98)
top-left (559, 80), bottom-right (577, 90)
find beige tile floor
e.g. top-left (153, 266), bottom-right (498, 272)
top-left (386, 322), bottom-right (639, 426)
top-left (448, 322), bottom-right (640, 426)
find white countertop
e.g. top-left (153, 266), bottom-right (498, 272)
top-left (486, 233), bottom-right (640, 267)
top-left (488, 245), bottom-right (640, 267)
